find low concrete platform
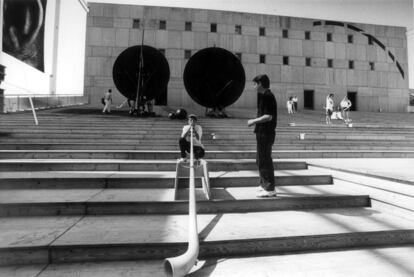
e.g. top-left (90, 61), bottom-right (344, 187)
top-left (192, 246), bottom-right (414, 277)
top-left (1, 207), bottom-right (414, 265)
top-left (306, 158), bottom-right (414, 184)
top-left (2, 246), bottom-right (414, 277)
top-left (1, 149), bottom-right (414, 159)
top-left (0, 159), bottom-right (307, 171)
top-left (0, 168), bottom-right (333, 189)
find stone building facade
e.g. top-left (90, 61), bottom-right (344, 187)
top-left (85, 3), bottom-right (409, 112)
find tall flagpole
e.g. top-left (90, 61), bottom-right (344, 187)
top-left (135, 22), bottom-right (145, 113)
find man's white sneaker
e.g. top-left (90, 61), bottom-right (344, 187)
top-left (256, 185), bottom-right (264, 192)
top-left (256, 190), bottom-right (277, 198)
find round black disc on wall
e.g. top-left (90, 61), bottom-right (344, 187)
top-left (112, 45), bottom-right (170, 101)
top-left (183, 47), bottom-right (245, 109)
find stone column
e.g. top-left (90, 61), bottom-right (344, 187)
top-left (407, 0), bottom-right (414, 89)
top-left (407, 28), bottom-right (414, 89)
top-left (0, 0), bottom-right (4, 112)
top-left (50, 0), bottom-right (61, 95)
top-left (0, 0), bottom-right (3, 54)
top-left (408, 1), bottom-right (414, 112)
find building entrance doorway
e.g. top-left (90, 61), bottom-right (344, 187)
top-left (304, 90), bottom-right (314, 110)
top-left (347, 91), bottom-right (357, 111)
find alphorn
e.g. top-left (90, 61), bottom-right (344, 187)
top-left (164, 126), bottom-right (199, 277)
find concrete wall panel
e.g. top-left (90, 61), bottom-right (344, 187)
top-left (84, 3), bottom-right (410, 112)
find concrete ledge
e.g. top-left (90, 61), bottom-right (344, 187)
top-left (60, 231), bottom-right (414, 263)
top-left (1, 95), bottom-right (88, 113)
top-left (2, 229), bottom-right (413, 265)
top-left (0, 160), bottom-right (308, 172)
top-left (0, 195), bottom-right (369, 217)
top-left (1, 149), bottom-right (414, 159)
top-left (0, 175), bottom-right (333, 189)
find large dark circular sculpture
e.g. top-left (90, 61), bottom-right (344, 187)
top-left (183, 47), bottom-right (245, 109)
top-left (112, 45), bottom-right (170, 101)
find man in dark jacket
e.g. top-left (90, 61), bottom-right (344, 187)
top-left (247, 74), bottom-right (277, 197)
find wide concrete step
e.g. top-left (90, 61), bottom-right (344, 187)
top-left (1, 144), bottom-right (413, 155)
top-left (0, 170), bottom-right (332, 189)
top-left (0, 159), bottom-right (308, 171)
top-left (1, 127), bottom-right (413, 141)
top-left (0, 187), bottom-right (370, 216)
top-left (3, 125), bottom-right (413, 133)
top-left (2, 132), bottom-right (412, 142)
top-left (1, 118), bottom-right (413, 131)
top-left (4, 246), bottom-right (413, 277)
top-left (187, 246), bottom-right (414, 277)
top-left (0, 138), bottom-right (257, 144)
top-left (2, 208), bottom-right (414, 265)
top-left (5, 127), bottom-right (414, 136)
top-left (1, 149), bottom-right (413, 160)
top-left (1, 118), bottom-right (412, 127)
top-left (1, 139), bottom-right (413, 146)
top-left (0, 143), bottom-right (255, 151)
top-left (1, 135), bottom-right (413, 144)
top-left (1, 121), bottom-right (413, 134)
top-left (0, 143), bottom-right (413, 156)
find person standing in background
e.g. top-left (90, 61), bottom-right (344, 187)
top-left (102, 89), bottom-right (112, 114)
top-left (287, 97), bottom-right (294, 115)
top-left (248, 74), bottom-right (278, 198)
top-left (292, 96), bottom-right (298, 113)
top-left (340, 96), bottom-right (352, 123)
top-left (325, 93), bottom-right (334, 125)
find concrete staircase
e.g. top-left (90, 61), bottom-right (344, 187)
top-left (0, 107), bottom-right (413, 276)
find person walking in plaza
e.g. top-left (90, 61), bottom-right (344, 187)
top-left (102, 89), bottom-right (113, 114)
top-left (248, 74), bottom-right (277, 197)
top-left (325, 93), bottom-right (334, 125)
top-left (340, 95), bottom-right (352, 123)
top-left (178, 114), bottom-right (205, 162)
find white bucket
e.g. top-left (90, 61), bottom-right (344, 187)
top-left (299, 133), bottom-right (305, 140)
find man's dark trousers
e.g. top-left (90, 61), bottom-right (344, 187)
top-left (178, 138), bottom-right (205, 159)
top-left (256, 132), bottom-right (275, 191)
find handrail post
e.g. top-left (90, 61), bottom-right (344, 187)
top-left (28, 96), bottom-right (38, 125)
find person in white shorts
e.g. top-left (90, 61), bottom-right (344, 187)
top-left (287, 97), bottom-right (294, 115)
top-left (340, 96), bottom-right (352, 123)
top-left (325, 93), bottom-right (334, 125)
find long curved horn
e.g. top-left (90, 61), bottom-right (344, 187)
top-left (164, 126), bottom-right (199, 277)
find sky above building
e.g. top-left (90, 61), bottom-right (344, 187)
top-left (88, 0), bottom-right (413, 28)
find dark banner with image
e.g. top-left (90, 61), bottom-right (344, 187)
top-left (3, 0), bottom-right (47, 72)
